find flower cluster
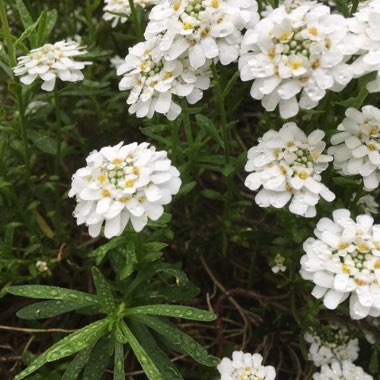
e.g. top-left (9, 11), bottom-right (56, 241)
top-left (329, 105), bottom-right (380, 191)
top-left (356, 193), bottom-right (379, 215)
top-left (313, 360), bottom-right (373, 380)
top-left (239, 2), bottom-right (353, 118)
top-left (304, 324), bottom-right (359, 367)
top-left (217, 351), bottom-right (276, 380)
top-left (145, 0), bottom-right (259, 69)
top-left (69, 142), bottom-right (181, 238)
top-left (300, 209), bottom-right (380, 319)
top-left (271, 253), bottom-right (287, 274)
top-left (245, 122), bottom-right (334, 217)
top-left (117, 37), bottom-right (211, 119)
top-left (13, 40), bottom-right (91, 91)
top-left (349, 0), bottom-right (380, 92)
top-left (103, 0), bottom-right (159, 27)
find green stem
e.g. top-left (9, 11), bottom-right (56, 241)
top-left (54, 88), bottom-right (62, 233)
top-left (182, 108), bottom-right (194, 160)
top-left (128, 0), bottom-right (143, 41)
top-left (211, 62), bottom-right (229, 162)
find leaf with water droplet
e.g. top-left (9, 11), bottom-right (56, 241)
top-left (14, 318), bottom-right (109, 380)
top-left (8, 285), bottom-right (98, 305)
top-left (113, 341), bottom-right (125, 380)
top-left (138, 315), bottom-right (220, 367)
top-left (129, 317), bottom-right (183, 380)
top-left (17, 299), bottom-right (96, 320)
top-left (91, 267), bottom-right (116, 314)
top-left (82, 335), bottom-right (113, 380)
top-left (61, 344), bottom-right (94, 380)
top-left (124, 305), bottom-right (216, 322)
top-left (118, 320), bottom-right (164, 380)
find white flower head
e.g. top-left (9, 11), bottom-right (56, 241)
top-left (271, 253), bottom-right (287, 273)
top-left (313, 360), bottom-right (373, 380)
top-left (329, 105), bottom-right (380, 191)
top-left (110, 55), bottom-right (125, 69)
top-left (117, 36), bottom-right (211, 120)
top-left (355, 193), bottom-right (379, 215)
top-left (304, 324), bottom-right (359, 367)
top-left (239, 3), bottom-right (354, 119)
top-left (36, 261), bottom-right (49, 273)
top-left (103, 0), bottom-right (159, 27)
top-left (245, 122), bottom-right (335, 217)
top-left (348, 0), bottom-right (380, 92)
top-left (300, 209), bottom-right (380, 320)
top-left (69, 142), bottom-right (181, 239)
top-left (13, 40), bottom-right (91, 92)
top-left (144, 0), bottom-right (259, 69)
top-left (217, 351), bottom-right (276, 380)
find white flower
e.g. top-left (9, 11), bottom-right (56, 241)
top-left (103, 0), bottom-right (159, 27)
top-left (355, 193), bottom-right (379, 215)
top-left (69, 142), bottom-right (181, 239)
top-left (217, 351), bottom-right (276, 380)
top-left (271, 253), bottom-right (287, 273)
top-left (245, 122), bottom-right (335, 217)
top-left (313, 360), bottom-right (373, 380)
top-left (300, 209), bottom-right (380, 320)
top-left (117, 36), bottom-right (211, 120)
top-left (36, 261), bottom-right (49, 273)
top-left (304, 324), bottom-right (359, 367)
top-left (348, 0), bottom-right (380, 92)
top-left (144, 0), bottom-right (259, 69)
top-left (363, 316), bottom-right (380, 343)
top-left (329, 105), bottom-right (380, 191)
top-left (110, 55), bottom-right (125, 69)
top-left (25, 100), bottom-right (48, 115)
top-left (13, 40), bottom-right (91, 92)
top-left (239, 3), bottom-right (354, 119)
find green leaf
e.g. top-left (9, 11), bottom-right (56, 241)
top-left (174, 181), bottom-right (196, 200)
top-left (17, 299), bottom-right (95, 319)
top-left (82, 335), bottom-right (113, 380)
top-left (118, 320), bottom-right (164, 380)
top-left (331, 176), bottom-right (360, 186)
top-left (15, 0), bottom-right (36, 46)
top-left (36, 9), bottom-right (57, 46)
top-left (120, 240), bottom-right (137, 280)
top-left (28, 130), bottom-right (56, 155)
top-left (91, 267), bottom-right (116, 313)
top-left (153, 263), bottom-right (189, 286)
top-left (130, 318), bottom-right (183, 380)
top-left (61, 345), bottom-right (94, 380)
top-left (15, 319), bottom-right (110, 380)
top-left (15, 18), bottom-right (40, 47)
top-left (369, 347), bottom-right (379, 374)
top-left (89, 236), bottom-right (128, 265)
top-left (222, 70), bottom-right (240, 97)
top-left (201, 189), bottom-right (224, 201)
top-left (113, 341), bottom-right (125, 380)
top-left (138, 315), bottom-right (220, 367)
top-left (8, 285), bottom-right (98, 304)
top-left (124, 305), bottom-right (216, 322)
top-left (114, 321), bottom-right (128, 344)
top-left (195, 114), bottom-right (224, 149)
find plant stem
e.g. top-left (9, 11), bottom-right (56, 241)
top-left (128, 0), bottom-right (143, 41)
top-left (211, 62), bottom-right (230, 162)
top-left (54, 88), bottom-right (62, 234)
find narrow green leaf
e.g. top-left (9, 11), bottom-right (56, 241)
top-left (15, 0), bottom-right (35, 39)
top-left (36, 9), bottom-right (57, 46)
top-left (61, 345), bottom-right (94, 380)
top-left (120, 240), bottom-right (137, 280)
top-left (82, 335), bottom-right (113, 380)
top-left (153, 263), bottom-right (189, 286)
top-left (119, 320), bottom-right (163, 380)
top-left (28, 130), bottom-right (57, 155)
top-left (201, 189), bottom-right (224, 201)
top-left (138, 315), bottom-right (220, 367)
top-left (130, 318), bottom-right (183, 380)
top-left (174, 181), bottom-right (196, 200)
top-left (91, 267), bottom-right (116, 313)
top-left (15, 18), bottom-right (40, 47)
top-left (195, 114), bottom-right (224, 149)
top-left (15, 319), bottom-right (110, 380)
top-left (222, 70), bottom-right (240, 97)
top-left (114, 321), bottom-right (128, 344)
top-left (124, 305), bottom-right (216, 322)
top-left (113, 341), bottom-right (125, 380)
top-left (369, 347), bottom-right (379, 374)
top-left (88, 236), bottom-right (128, 265)
top-left (17, 299), bottom-right (95, 319)
top-left (8, 285), bottom-right (98, 304)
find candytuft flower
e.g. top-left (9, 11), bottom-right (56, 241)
top-left (103, 0), bottom-right (159, 27)
top-left (304, 324), bottom-right (359, 367)
top-left (245, 122), bottom-right (335, 217)
top-left (144, 0), bottom-right (259, 69)
top-left (313, 360), bottom-right (373, 380)
top-left (271, 253), bottom-right (287, 273)
top-left (13, 40), bottom-right (91, 91)
top-left (217, 351), bottom-right (276, 380)
top-left (117, 37), bottom-right (211, 120)
top-left (239, 3), bottom-right (354, 118)
top-left (300, 209), bottom-right (380, 320)
top-left (355, 193), bottom-right (379, 215)
top-left (329, 105), bottom-right (380, 191)
top-left (69, 142), bottom-right (181, 238)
